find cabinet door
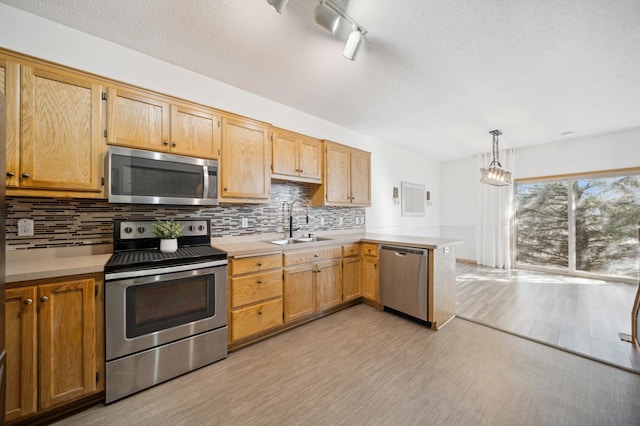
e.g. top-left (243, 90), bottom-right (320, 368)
top-left (362, 257), bottom-right (379, 302)
top-left (220, 115), bottom-right (270, 201)
top-left (283, 264), bottom-right (315, 322)
top-left (342, 256), bottom-right (362, 302)
top-left (1, 57), bottom-right (20, 188)
top-left (316, 259), bottom-right (342, 311)
top-left (5, 287), bottom-right (38, 422)
top-left (21, 66), bottom-right (103, 191)
top-left (170, 104), bottom-right (221, 159)
top-left (298, 135), bottom-right (322, 182)
top-left (38, 278), bottom-right (97, 409)
top-left (107, 87), bottom-right (170, 152)
top-left (324, 143), bottom-right (351, 205)
top-left (350, 149), bottom-right (371, 206)
top-left (271, 128), bottom-right (298, 178)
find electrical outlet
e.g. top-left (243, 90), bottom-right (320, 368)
top-left (241, 218), bottom-right (249, 228)
top-left (320, 217), bottom-right (325, 226)
top-left (18, 218), bottom-right (34, 236)
top-left (339, 217), bottom-right (343, 226)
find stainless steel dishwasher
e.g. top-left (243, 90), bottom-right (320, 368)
top-left (380, 245), bottom-right (429, 322)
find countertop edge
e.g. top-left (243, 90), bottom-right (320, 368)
top-left (6, 234), bottom-right (464, 283)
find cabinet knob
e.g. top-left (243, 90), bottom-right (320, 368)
top-left (40, 296), bottom-right (49, 302)
top-left (24, 298), bottom-right (33, 305)
top-left (299, 169), bottom-right (303, 173)
top-left (257, 262), bottom-right (262, 267)
top-left (171, 141), bottom-right (176, 147)
top-left (257, 310), bottom-right (263, 315)
top-left (7, 171), bottom-right (15, 177)
top-left (22, 172), bottom-right (30, 178)
top-left (163, 140), bottom-right (169, 145)
top-left (314, 254), bottom-right (318, 258)
top-left (257, 280), bottom-right (263, 284)
top-left (224, 187), bottom-right (228, 191)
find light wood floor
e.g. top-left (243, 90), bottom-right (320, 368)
top-left (456, 262), bottom-right (640, 372)
top-left (54, 304), bottom-right (640, 425)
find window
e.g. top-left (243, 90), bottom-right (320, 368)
top-left (515, 170), bottom-right (640, 282)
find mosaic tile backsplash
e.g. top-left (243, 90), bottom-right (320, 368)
top-left (6, 182), bottom-right (366, 250)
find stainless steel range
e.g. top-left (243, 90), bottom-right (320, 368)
top-left (104, 219), bottom-right (227, 404)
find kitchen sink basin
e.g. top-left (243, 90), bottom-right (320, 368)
top-left (266, 236), bottom-right (332, 245)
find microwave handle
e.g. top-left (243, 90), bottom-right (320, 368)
top-left (203, 166), bottom-right (210, 198)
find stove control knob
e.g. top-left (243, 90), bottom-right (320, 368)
top-left (137, 227), bottom-right (145, 234)
top-left (124, 227), bottom-right (133, 234)
top-left (198, 225), bottom-right (205, 231)
top-left (188, 225), bottom-right (195, 231)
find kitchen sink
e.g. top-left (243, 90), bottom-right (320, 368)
top-left (267, 236), bottom-right (332, 245)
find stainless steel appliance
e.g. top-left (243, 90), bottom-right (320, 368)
top-left (104, 219), bottom-right (227, 404)
top-left (379, 245), bottom-right (429, 323)
top-left (105, 146), bottom-right (219, 205)
top-left (1, 92), bottom-right (7, 425)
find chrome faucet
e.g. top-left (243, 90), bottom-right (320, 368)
top-left (288, 199), bottom-right (309, 238)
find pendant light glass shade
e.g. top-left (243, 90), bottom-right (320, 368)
top-left (343, 28), bottom-right (363, 60)
top-left (267, 0), bottom-right (288, 14)
top-left (314, 3), bottom-right (341, 33)
top-left (480, 130), bottom-right (512, 186)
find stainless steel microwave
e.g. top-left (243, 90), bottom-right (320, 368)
top-left (105, 146), bottom-right (219, 205)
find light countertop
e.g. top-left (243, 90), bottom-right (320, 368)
top-left (6, 233), bottom-right (463, 283)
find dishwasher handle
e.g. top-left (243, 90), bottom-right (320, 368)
top-left (380, 245), bottom-right (427, 257)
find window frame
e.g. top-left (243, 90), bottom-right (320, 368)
top-left (514, 167), bottom-right (640, 284)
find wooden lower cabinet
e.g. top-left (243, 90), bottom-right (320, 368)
top-left (283, 246), bottom-right (343, 323)
top-left (342, 256), bottom-right (362, 302)
top-left (5, 274), bottom-right (103, 424)
top-left (362, 243), bottom-right (380, 303)
top-left (229, 254), bottom-right (283, 343)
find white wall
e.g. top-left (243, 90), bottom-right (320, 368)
top-left (0, 4), bottom-right (440, 233)
top-left (441, 127), bottom-right (640, 260)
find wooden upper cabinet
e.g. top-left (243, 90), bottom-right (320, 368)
top-left (107, 88), bottom-right (221, 159)
top-left (1, 56), bottom-right (20, 189)
top-left (107, 87), bottom-right (171, 152)
top-left (350, 148), bottom-right (371, 206)
top-left (21, 65), bottom-right (103, 192)
top-left (311, 140), bottom-right (371, 207)
top-left (170, 104), bottom-right (221, 159)
top-left (271, 127), bottom-right (322, 183)
top-left (324, 142), bottom-right (351, 205)
top-left (220, 115), bottom-right (271, 202)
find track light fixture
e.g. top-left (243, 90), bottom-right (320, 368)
top-left (314, 0), bottom-right (367, 60)
top-left (266, 0), bottom-right (288, 14)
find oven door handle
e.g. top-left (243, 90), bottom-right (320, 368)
top-left (105, 261), bottom-right (227, 283)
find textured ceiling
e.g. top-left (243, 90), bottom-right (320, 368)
top-left (2, 0), bottom-right (640, 161)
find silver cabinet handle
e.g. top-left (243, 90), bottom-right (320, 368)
top-left (7, 171), bottom-right (15, 177)
top-left (40, 296), bottom-right (49, 302)
top-left (24, 298), bottom-right (33, 305)
top-left (22, 172), bottom-right (30, 178)
top-left (171, 141), bottom-right (177, 147)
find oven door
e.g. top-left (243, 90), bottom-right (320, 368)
top-left (106, 264), bottom-right (227, 361)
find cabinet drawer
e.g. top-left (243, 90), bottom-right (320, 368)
top-left (284, 246), bottom-right (342, 267)
top-left (343, 244), bottom-right (360, 257)
top-left (231, 270), bottom-right (283, 308)
top-left (231, 253), bottom-right (282, 275)
top-left (231, 298), bottom-right (283, 341)
top-left (361, 243), bottom-right (379, 258)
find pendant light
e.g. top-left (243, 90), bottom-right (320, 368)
top-left (480, 130), bottom-right (512, 186)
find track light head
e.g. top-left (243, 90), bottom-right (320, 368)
top-left (343, 28), bottom-right (363, 61)
top-left (314, 3), bottom-right (341, 34)
top-left (267, 0), bottom-right (288, 14)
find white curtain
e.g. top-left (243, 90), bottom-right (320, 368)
top-left (476, 148), bottom-right (515, 269)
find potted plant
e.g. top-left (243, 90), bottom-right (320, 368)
top-left (152, 220), bottom-right (184, 253)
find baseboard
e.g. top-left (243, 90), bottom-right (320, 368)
top-left (456, 258), bottom-right (477, 264)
